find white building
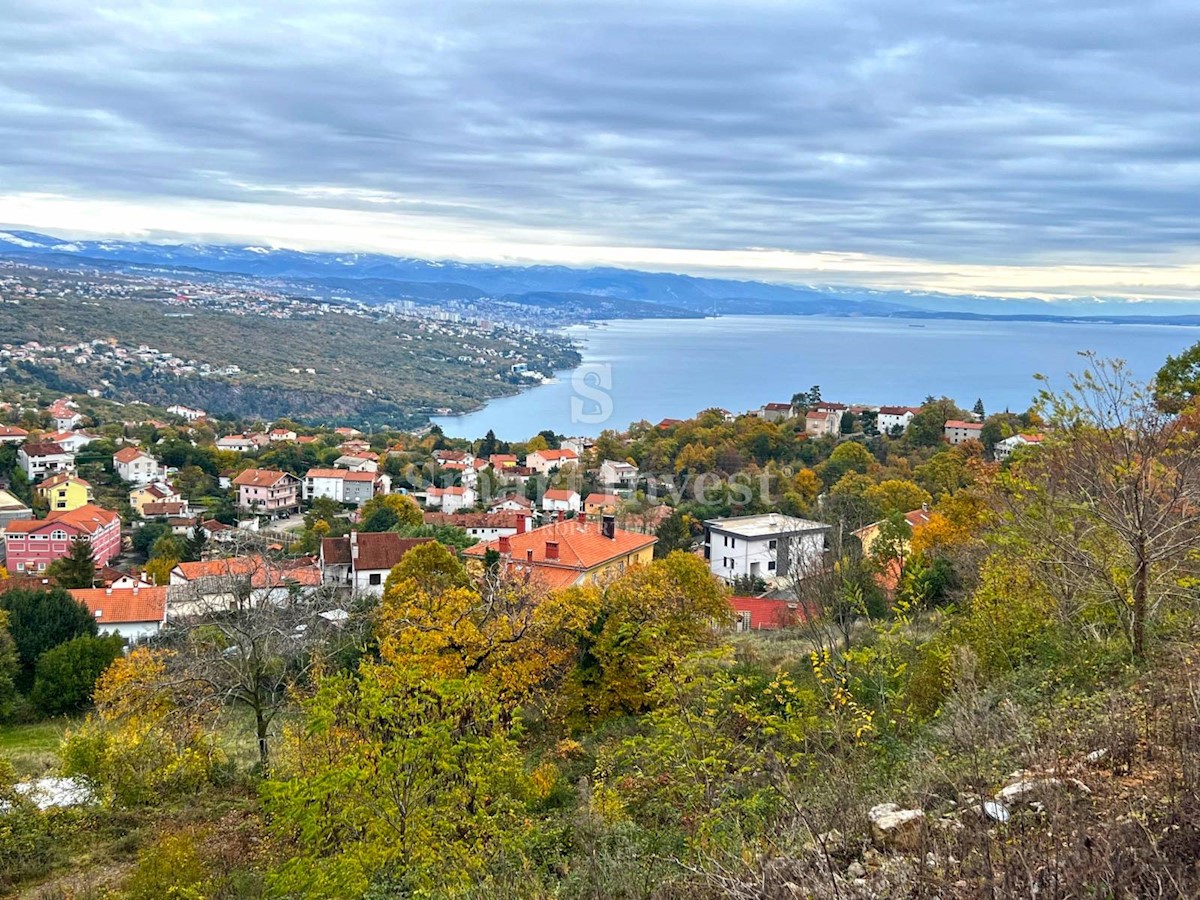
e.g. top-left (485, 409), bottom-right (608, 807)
top-left (45, 431), bottom-right (97, 453)
top-left (319, 531), bottom-right (434, 594)
top-left (334, 454), bottom-right (378, 473)
top-left (525, 449), bottom-right (579, 474)
top-left (944, 420), bottom-right (983, 445)
top-left (541, 489), bottom-right (581, 515)
top-left (599, 459), bottom-right (639, 494)
top-left (216, 434), bottom-right (258, 452)
top-left (167, 404), bottom-right (207, 421)
top-left (113, 447), bottom-right (161, 484)
top-left (303, 468), bottom-right (380, 506)
top-left (70, 585), bottom-right (167, 643)
top-left (876, 406), bottom-right (918, 435)
top-left (18, 442), bottom-right (74, 480)
top-left (704, 513), bottom-right (830, 585)
top-left (425, 485), bottom-right (475, 514)
top-left (994, 432), bottom-right (1045, 461)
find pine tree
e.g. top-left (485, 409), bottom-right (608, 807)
top-left (184, 523), bottom-right (208, 562)
top-left (973, 397), bottom-right (985, 418)
top-left (49, 536), bottom-right (97, 589)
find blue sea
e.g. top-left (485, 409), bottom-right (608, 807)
top-left (431, 316), bottom-right (1200, 441)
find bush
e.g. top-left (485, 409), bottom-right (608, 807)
top-left (120, 829), bottom-right (213, 900)
top-left (31, 633), bottom-right (126, 715)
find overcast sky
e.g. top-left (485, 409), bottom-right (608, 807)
top-left (1, 0), bottom-right (1198, 298)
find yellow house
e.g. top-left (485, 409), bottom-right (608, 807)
top-left (36, 473), bottom-right (93, 513)
top-left (129, 482), bottom-right (179, 516)
top-left (852, 507), bottom-right (932, 557)
top-left (463, 517), bottom-right (656, 590)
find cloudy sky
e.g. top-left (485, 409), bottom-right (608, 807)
top-left (1, 0), bottom-right (1198, 298)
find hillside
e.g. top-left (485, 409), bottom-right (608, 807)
top-left (0, 265), bottom-right (578, 427)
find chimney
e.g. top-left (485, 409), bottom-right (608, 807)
top-left (516, 514), bottom-right (526, 534)
top-left (545, 540), bottom-right (559, 560)
top-left (601, 514), bottom-right (616, 540)
top-left (350, 531), bottom-right (359, 560)
top-left (498, 534), bottom-right (511, 555)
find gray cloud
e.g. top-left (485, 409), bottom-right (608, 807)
top-left (1, 0), bottom-right (1197, 263)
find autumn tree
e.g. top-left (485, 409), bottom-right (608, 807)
top-left (571, 552), bottom-right (732, 717)
top-left (359, 492), bottom-right (422, 532)
top-left (1006, 355), bottom-right (1200, 658)
top-left (149, 555), bottom-right (343, 768)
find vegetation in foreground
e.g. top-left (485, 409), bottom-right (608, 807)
top-left (4, 351), bottom-right (1200, 897)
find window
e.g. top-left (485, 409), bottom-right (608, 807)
top-left (730, 538), bottom-right (735, 548)
top-left (768, 539), bottom-right (777, 550)
top-left (37, 562), bottom-right (46, 571)
top-left (51, 530), bottom-right (67, 540)
top-left (368, 573), bottom-right (382, 586)
top-left (768, 561), bottom-right (776, 571)
top-left (14, 562), bottom-right (23, 572)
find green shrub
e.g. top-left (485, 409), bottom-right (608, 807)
top-left (31, 633), bottom-right (126, 715)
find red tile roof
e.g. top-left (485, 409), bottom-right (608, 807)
top-left (585, 493), bottom-right (621, 507)
top-left (905, 508), bottom-right (932, 529)
top-left (21, 441), bottom-right (67, 457)
top-left (543, 489), bottom-right (578, 501)
top-left (70, 586), bottom-right (167, 625)
top-left (730, 596), bottom-right (810, 630)
top-left (38, 473), bottom-right (90, 490)
top-left (0, 425), bottom-right (28, 438)
top-left (944, 420), bottom-right (982, 430)
top-left (464, 519), bottom-right (655, 571)
top-left (305, 468), bottom-right (377, 482)
top-left (143, 501), bottom-right (188, 517)
top-left (6, 503), bottom-right (119, 535)
top-left (351, 533), bottom-right (433, 571)
top-left (114, 446), bottom-right (151, 464)
top-left (233, 468), bottom-right (295, 488)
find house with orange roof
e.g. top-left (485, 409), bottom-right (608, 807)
top-left (168, 554), bottom-right (323, 614)
top-left (944, 420), bottom-right (983, 445)
top-left (0, 424), bottom-right (28, 445)
top-left (70, 584), bottom-right (167, 642)
top-left (129, 481), bottom-right (180, 516)
top-left (47, 399), bottom-right (82, 431)
top-left (36, 473), bottom-right (93, 512)
top-left (853, 506), bottom-right (932, 558)
top-left (5, 503), bottom-right (122, 574)
top-left (269, 428), bottom-right (297, 442)
top-left (463, 517), bottom-right (656, 591)
top-left (424, 484), bottom-right (475, 514)
top-left (542, 488), bottom-right (581, 515)
top-left (489, 453), bottom-right (518, 469)
top-left (994, 432), bottom-right (1045, 461)
top-left (114, 446), bottom-right (161, 484)
top-left (233, 469), bottom-right (300, 517)
top-left (525, 448), bottom-right (579, 475)
top-left (584, 492), bottom-right (622, 517)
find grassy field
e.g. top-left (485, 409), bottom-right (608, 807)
top-left (0, 719), bottom-right (74, 777)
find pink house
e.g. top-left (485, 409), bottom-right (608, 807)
top-left (4, 503), bottom-right (122, 575)
top-left (233, 468), bottom-right (300, 517)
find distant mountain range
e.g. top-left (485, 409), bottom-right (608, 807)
top-left (3, 228), bottom-right (1200, 323)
